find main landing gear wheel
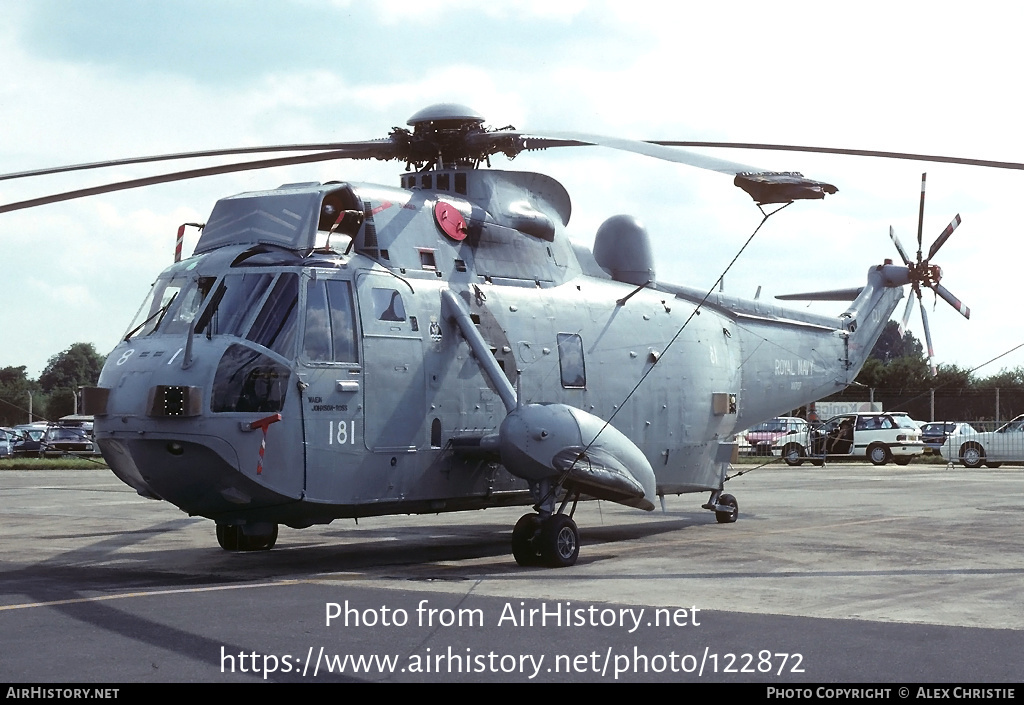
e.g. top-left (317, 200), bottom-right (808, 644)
top-left (216, 523), bottom-right (278, 551)
top-left (511, 513), bottom-right (580, 567)
top-left (511, 513), bottom-right (544, 566)
top-left (540, 514), bottom-right (580, 568)
top-left (715, 494), bottom-right (738, 524)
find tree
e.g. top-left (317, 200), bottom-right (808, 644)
top-left (0, 366), bottom-right (39, 426)
top-left (855, 321), bottom-right (929, 390)
top-left (976, 367), bottom-right (1024, 389)
top-left (47, 388), bottom-right (78, 419)
top-left (868, 321), bottom-right (924, 364)
top-left (38, 343), bottom-right (104, 395)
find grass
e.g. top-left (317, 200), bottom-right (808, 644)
top-left (0, 456), bottom-right (109, 470)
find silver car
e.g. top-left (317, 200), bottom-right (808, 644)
top-left (0, 428), bottom-right (14, 458)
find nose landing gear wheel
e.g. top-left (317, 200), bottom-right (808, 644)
top-left (216, 523), bottom-right (278, 551)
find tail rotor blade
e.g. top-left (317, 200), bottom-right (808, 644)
top-left (889, 226), bottom-right (913, 266)
top-left (915, 173), bottom-right (927, 262)
top-left (898, 293), bottom-right (915, 337)
top-left (917, 289), bottom-right (937, 377)
top-left (926, 214), bottom-right (962, 262)
top-left (933, 283), bottom-right (971, 319)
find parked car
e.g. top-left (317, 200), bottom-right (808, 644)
top-left (775, 412), bottom-right (924, 466)
top-left (0, 428), bottom-right (15, 458)
top-left (41, 425), bottom-right (96, 457)
top-left (11, 425), bottom-right (47, 457)
top-left (744, 417), bottom-right (808, 455)
top-left (920, 421), bottom-right (978, 455)
top-left (940, 414), bottom-right (1024, 468)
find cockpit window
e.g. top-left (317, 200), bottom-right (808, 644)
top-left (246, 273), bottom-right (299, 357)
top-left (196, 272), bottom-right (274, 337)
top-left (124, 277), bottom-right (187, 340)
top-left (158, 276), bottom-right (216, 335)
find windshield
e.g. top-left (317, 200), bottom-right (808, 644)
top-left (196, 272), bottom-right (275, 337)
top-left (124, 275), bottom-right (215, 339)
top-left (998, 416), bottom-right (1024, 433)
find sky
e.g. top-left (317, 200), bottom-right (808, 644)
top-left (2, 1), bottom-right (1024, 380)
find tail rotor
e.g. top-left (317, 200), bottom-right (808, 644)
top-left (888, 174), bottom-right (970, 376)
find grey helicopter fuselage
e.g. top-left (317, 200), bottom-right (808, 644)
top-left (87, 166), bottom-right (905, 535)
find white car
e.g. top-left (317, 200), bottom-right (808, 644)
top-left (940, 414), bottom-right (1024, 468)
top-left (775, 412), bottom-right (925, 466)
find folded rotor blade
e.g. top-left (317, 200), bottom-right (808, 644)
top-left (774, 287), bottom-right (863, 301)
top-left (889, 226), bottom-right (913, 266)
top-left (933, 282), bottom-right (971, 319)
top-left (649, 141), bottom-right (1024, 172)
top-left (521, 130), bottom-right (761, 174)
top-left (514, 130), bottom-right (837, 204)
top-left (0, 148), bottom-right (393, 214)
top-left (926, 214), bottom-right (962, 262)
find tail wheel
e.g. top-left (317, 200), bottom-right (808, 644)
top-left (715, 494), bottom-right (739, 523)
top-left (539, 514), bottom-right (580, 568)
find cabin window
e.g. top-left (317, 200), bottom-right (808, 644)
top-left (557, 333), bottom-right (586, 388)
top-left (419, 249), bottom-right (437, 270)
top-left (370, 288), bottom-right (406, 322)
top-left (303, 279), bottom-right (359, 363)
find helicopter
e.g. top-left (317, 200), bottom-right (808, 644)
top-left (0, 103), bottom-right (976, 567)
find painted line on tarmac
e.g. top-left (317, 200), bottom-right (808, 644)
top-left (0, 579), bottom-right (309, 611)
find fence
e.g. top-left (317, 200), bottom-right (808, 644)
top-left (815, 388), bottom-right (1024, 425)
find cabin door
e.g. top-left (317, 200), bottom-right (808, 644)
top-left (355, 272), bottom-right (426, 452)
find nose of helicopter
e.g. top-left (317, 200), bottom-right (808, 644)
top-left (88, 338), bottom-right (300, 521)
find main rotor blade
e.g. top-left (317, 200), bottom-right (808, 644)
top-left (926, 214), bottom-right (962, 262)
top-left (933, 282), bottom-right (971, 319)
top-left (0, 140), bottom-right (399, 183)
top-left (889, 226), bottom-right (913, 266)
top-left (917, 288), bottom-right (937, 377)
top-left (649, 141), bottom-right (1024, 172)
top-left (0, 149), bottom-right (381, 214)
